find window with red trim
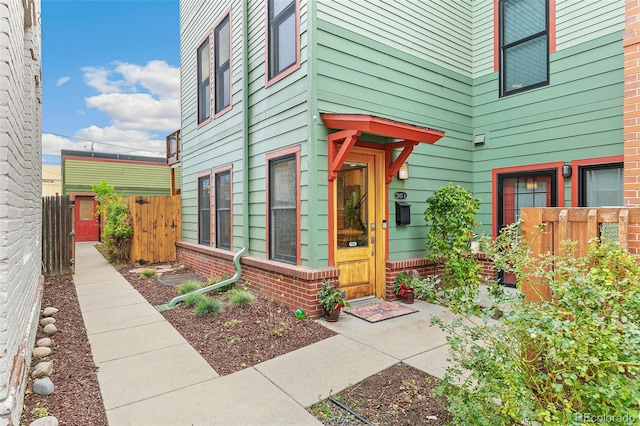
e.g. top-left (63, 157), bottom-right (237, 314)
top-left (215, 170), bottom-right (231, 249)
top-left (267, 0), bottom-right (297, 80)
top-left (578, 163), bottom-right (623, 207)
top-left (268, 154), bottom-right (297, 263)
top-left (197, 38), bottom-right (211, 124)
top-left (499, 0), bottom-right (549, 96)
top-left (198, 175), bottom-right (211, 245)
top-left (214, 14), bottom-right (231, 114)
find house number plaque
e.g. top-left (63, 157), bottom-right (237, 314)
top-left (394, 192), bottom-right (407, 200)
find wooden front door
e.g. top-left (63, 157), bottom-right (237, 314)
top-left (75, 196), bottom-right (99, 242)
top-left (333, 149), bottom-right (385, 300)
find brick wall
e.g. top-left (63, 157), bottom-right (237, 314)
top-left (178, 242), bottom-right (498, 317)
top-left (624, 0), bottom-right (640, 254)
top-left (0, 0), bottom-right (42, 424)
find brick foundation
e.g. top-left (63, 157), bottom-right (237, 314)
top-left (177, 242), bottom-right (498, 318)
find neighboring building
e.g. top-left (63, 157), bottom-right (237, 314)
top-left (0, 0), bottom-right (42, 424)
top-left (42, 165), bottom-right (62, 196)
top-left (177, 0), bottom-right (628, 317)
top-left (61, 150), bottom-right (180, 241)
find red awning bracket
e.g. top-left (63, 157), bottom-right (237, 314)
top-left (385, 141), bottom-right (419, 184)
top-left (327, 129), bottom-right (362, 180)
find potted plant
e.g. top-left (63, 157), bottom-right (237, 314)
top-left (318, 279), bottom-right (351, 322)
top-left (394, 271), bottom-right (415, 304)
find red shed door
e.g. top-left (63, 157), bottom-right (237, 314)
top-left (75, 196), bottom-right (99, 242)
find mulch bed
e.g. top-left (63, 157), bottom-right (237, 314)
top-left (20, 274), bottom-right (108, 426)
top-left (21, 252), bottom-right (453, 425)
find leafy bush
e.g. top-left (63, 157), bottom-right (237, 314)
top-left (194, 297), bottom-right (223, 317)
top-left (228, 288), bottom-right (255, 307)
top-left (177, 280), bottom-right (202, 295)
top-left (434, 239), bottom-right (640, 425)
top-left (91, 180), bottom-right (132, 263)
top-left (424, 183), bottom-right (481, 311)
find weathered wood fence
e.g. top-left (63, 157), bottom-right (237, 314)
top-left (127, 195), bottom-right (181, 265)
top-left (520, 207), bottom-right (640, 300)
top-left (42, 195), bottom-right (73, 276)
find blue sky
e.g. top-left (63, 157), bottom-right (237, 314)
top-left (42, 0), bottom-right (180, 165)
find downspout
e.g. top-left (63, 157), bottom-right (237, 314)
top-left (241, 0), bottom-right (250, 258)
top-left (155, 247), bottom-right (247, 312)
top-left (156, 2), bottom-right (251, 313)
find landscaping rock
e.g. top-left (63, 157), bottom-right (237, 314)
top-left (31, 361), bottom-right (53, 378)
top-left (29, 415), bottom-right (59, 426)
top-left (32, 347), bottom-right (52, 358)
top-left (40, 317), bottom-right (56, 326)
top-left (33, 377), bottom-right (55, 396)
top-left (43, 324), bottom-right (57, 335)
top-left (36, 337), bottom-right (53, 347)
top-left (42, 307), bottom-right (58, 317)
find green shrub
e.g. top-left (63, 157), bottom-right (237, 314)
top-left (140, 268), bottom-right (156, 278)
top-left (207, 273), bottom-right (234, 293)
top-left (424, 183), bottom-right (481, 312)
top-left (177, 280), bottom-right (202, 295)
top-left (193, 297), bottom-right (223, 317)
top-left (184, 293), bottom-right (206, 307)
top-left (91, 180), bottom-right (133, 263)
top-left (228, 288), bottom-right (256, 307)
top-left (434, 239), bottom-right (640, 425)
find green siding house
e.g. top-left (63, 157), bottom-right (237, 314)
top-left (177, 0), bottom-right (626, 317)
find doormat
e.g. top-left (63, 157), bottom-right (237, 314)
top-left (156, 273), bottom-right (206, 288)
top-left (346, 302), bottom-right (418, 323)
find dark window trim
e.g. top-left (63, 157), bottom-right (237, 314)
top-left (266, 149), bottom-right (299, 265)
top-left (267, 0), bottom-right (298, 82)
top-left (214, 13), bottom-right (231, 116)
top-left (577, 162), bottom-right (623, 207)
top-left (496, 168), bottom-right (558, 231)
top-left (215, 169), bottom-right (232, 250)
top-left (499, 0), bottom-right (550, 97)
top-left (198, 174), bottom-right (211, 246)
top-left (197, 36), bottom-right (211, 125)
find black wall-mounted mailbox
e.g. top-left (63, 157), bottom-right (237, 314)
top-left (395, 201), bottom-right (411, 225)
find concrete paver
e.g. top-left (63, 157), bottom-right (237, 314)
top-left (72, 242), bottom-right (460, 425)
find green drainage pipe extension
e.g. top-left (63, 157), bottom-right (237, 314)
top-left (155, 246), bottom-right (248, 312)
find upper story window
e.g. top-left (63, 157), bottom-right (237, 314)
top-left (214, 14), bottom-right (231, 115)
top-left (499, 0), bottom-right (549, 96)
top-left (215, 170), bottom-right (231, 249)
top-left (267, 0), bottom-right (298, 82)
top-left (197, 37), bottom-right (211, 124)
top-left (166, 129), bottom-right (180, 166)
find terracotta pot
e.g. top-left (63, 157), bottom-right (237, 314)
top-left (402, 290), bottom-right (415, 304)
top-left (324, 308), bottom-right (341, 322)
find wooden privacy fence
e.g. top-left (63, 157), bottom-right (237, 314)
top-left (42, 195), bottom-right (73, 276)
top-left (127, 195), bottom-right (181, 265)
top-left (520, 207), bottom-right (640, 301)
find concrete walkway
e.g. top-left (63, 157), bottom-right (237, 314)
top-left (73, 242), bottom-right (456, 426)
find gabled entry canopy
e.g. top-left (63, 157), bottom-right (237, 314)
top-left (321, 114), bottom-right (445, 183)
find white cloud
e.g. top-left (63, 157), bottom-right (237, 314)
top-left (81, 66), bottom-right (123, 94)
top-left (85, 93), bottom-right (179, 132)
top-left (43, 60), bottom-right (180, 164)
top-left (56, 76), bottom-right (71, 86)
top-left (115, 60), bottom-right (180, 99)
